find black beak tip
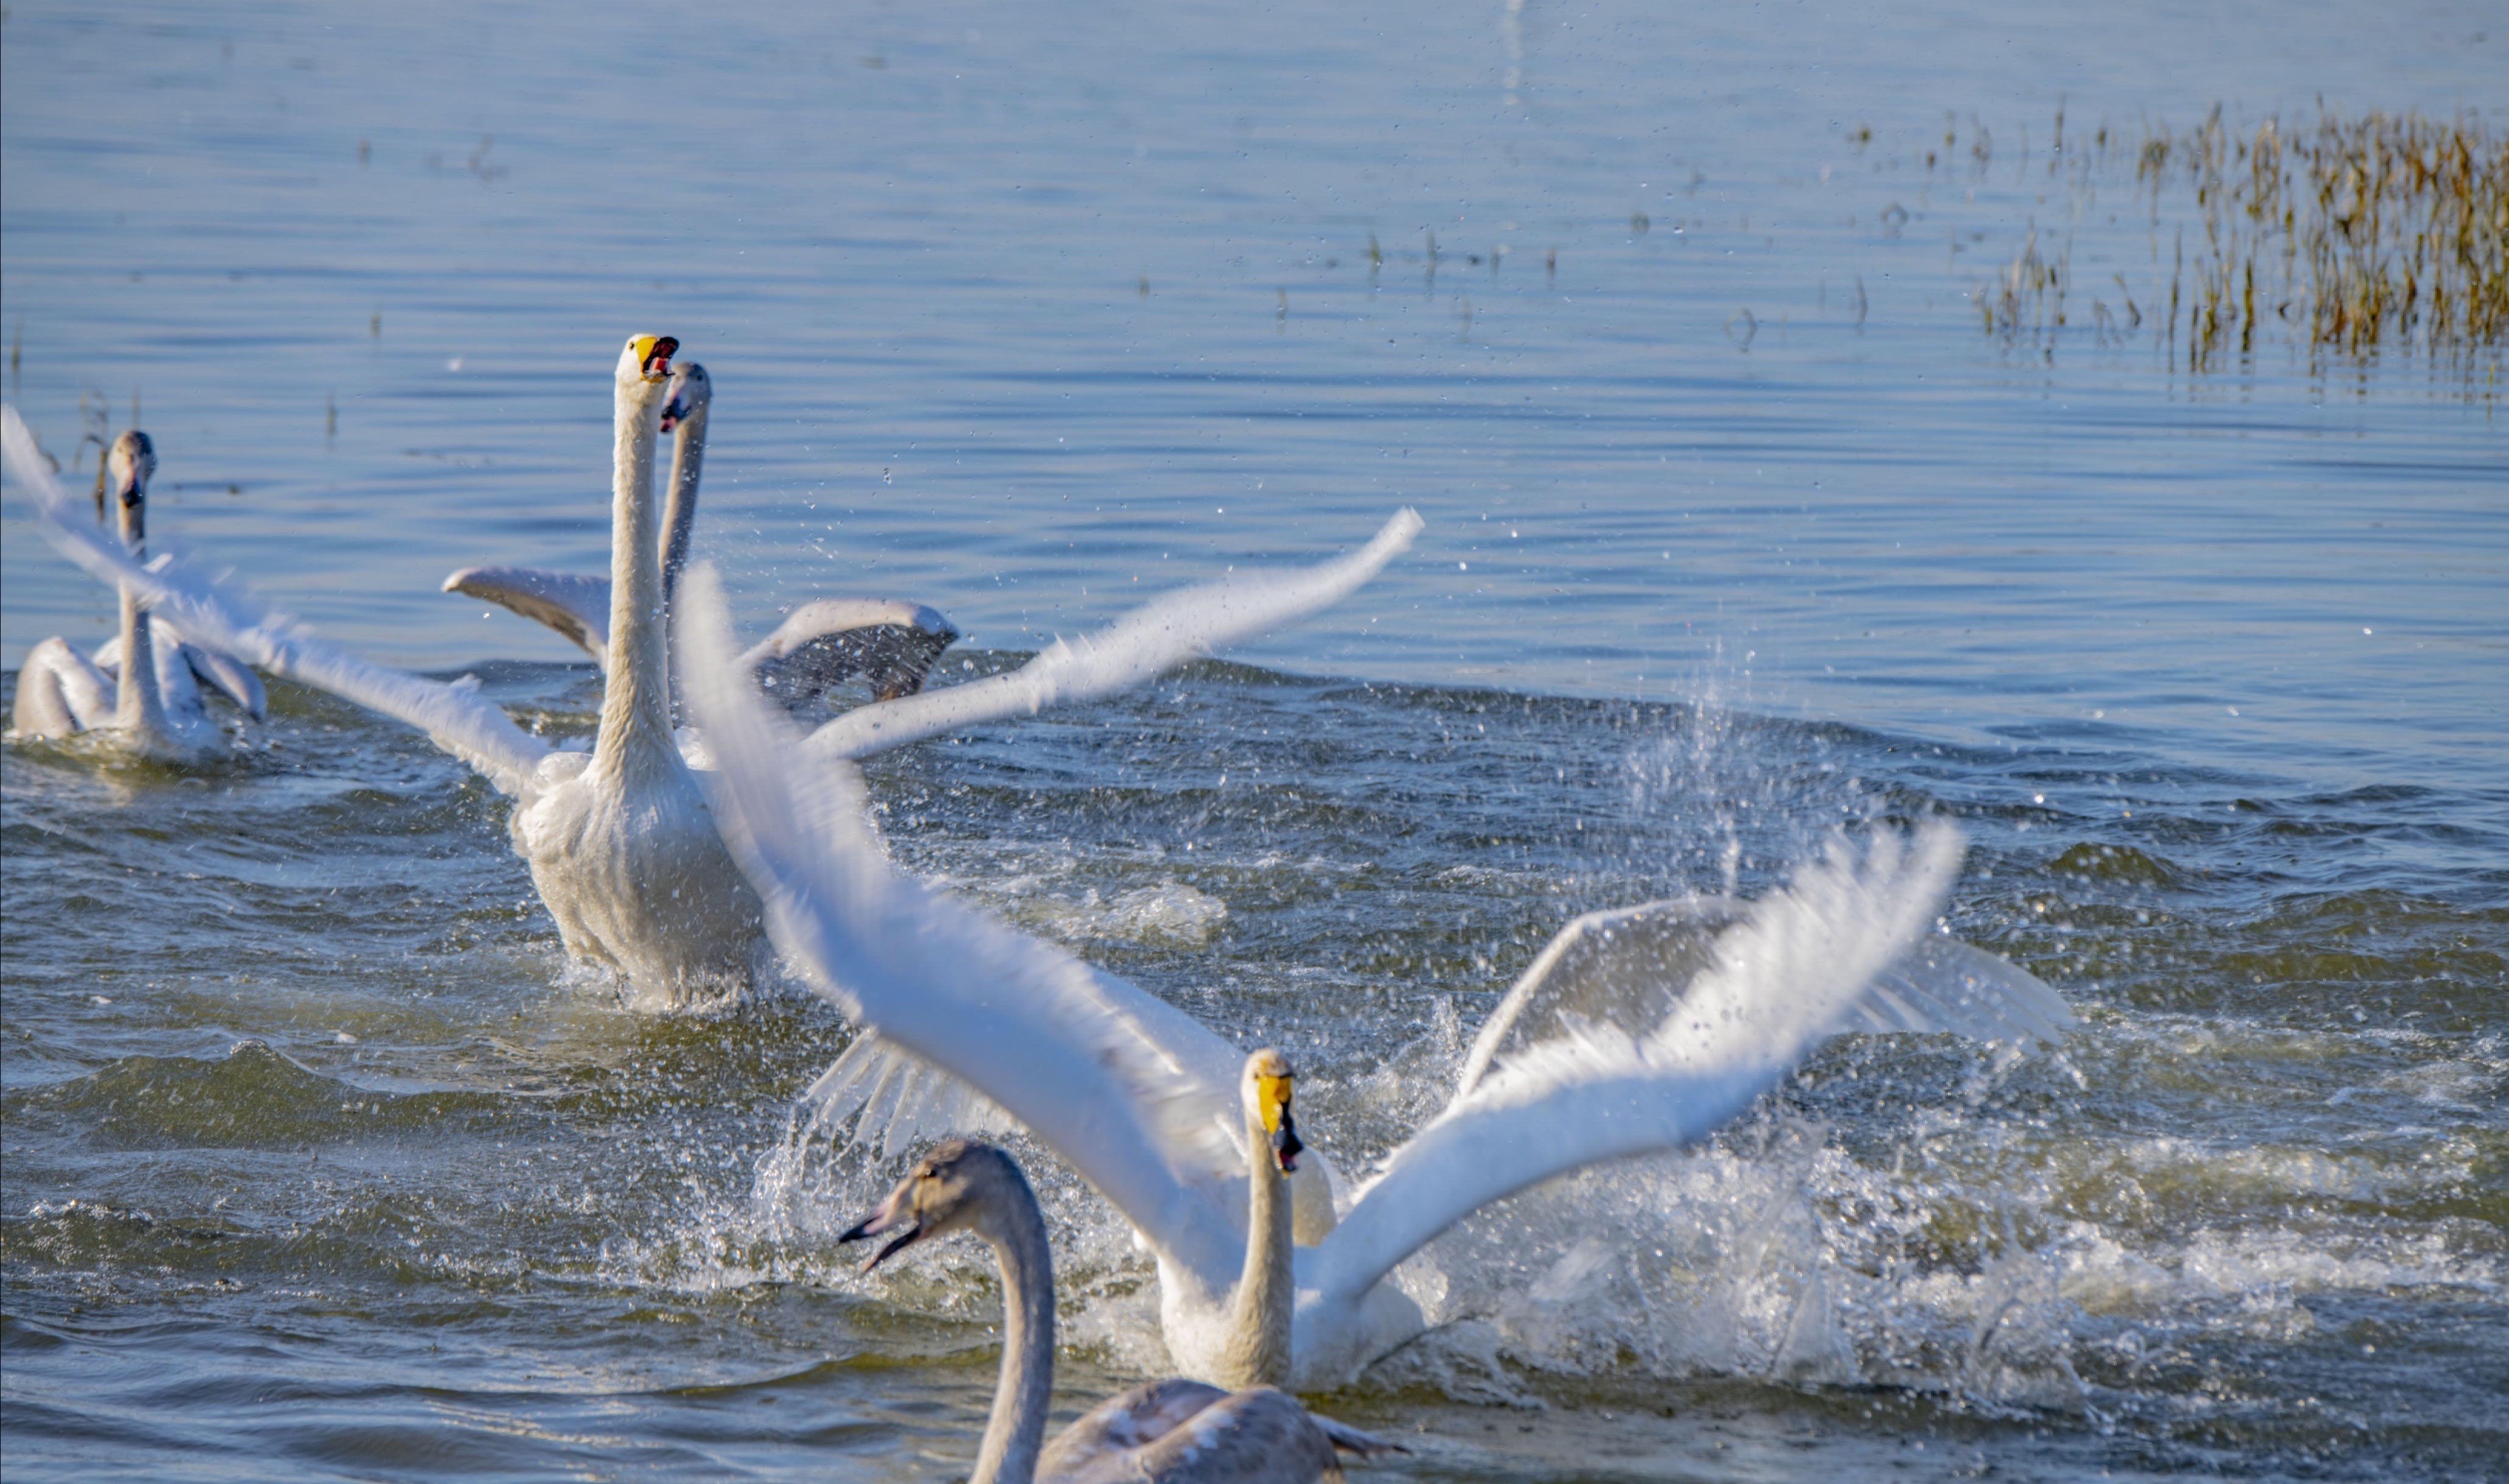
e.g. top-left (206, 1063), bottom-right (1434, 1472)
top-left (1271, 1114), bottom-right (1304, 1174)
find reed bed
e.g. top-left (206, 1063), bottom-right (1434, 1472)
top-left (1972, 107), bottom-right (2506, 373)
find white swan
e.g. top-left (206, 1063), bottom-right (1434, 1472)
top-left (443, 361), bottom-right (962, 705)
top-left (839, 1137), bottom-right (1401, 1484)
top-left (675, 566), bottom-right (2072, 1386)
top-left (11, 430), bottom-right (265, 761)
top-left (4, 378), bottom-right (1423, 1002)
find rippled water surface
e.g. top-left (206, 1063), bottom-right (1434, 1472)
top-left (4, 2), bottom-right (2504, 1480)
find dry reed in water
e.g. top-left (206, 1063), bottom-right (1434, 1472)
top-left (1974, 106), bottom-right (2506, 373)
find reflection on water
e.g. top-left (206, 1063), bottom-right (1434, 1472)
top-left (3, 0), bottom-right (2504, 1480)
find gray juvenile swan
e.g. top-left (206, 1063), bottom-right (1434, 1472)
top-left (443, 360), bottom-right (961, 705)
top-left (840, 1137), bottom-right (1401, 1484)
top-left (12, 430), bottom-right (264, 760)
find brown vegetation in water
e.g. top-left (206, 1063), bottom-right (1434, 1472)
top-left (1974, 106), bottom-right (2507, 373)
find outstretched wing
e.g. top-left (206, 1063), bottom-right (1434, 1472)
top-left (678, 566), bottom-right (1245, 1280)
top-left (5, 407), bottom-right (549, 795)
top-left (740, 597), bottom-right (959, 705)
top-left (1455, 894), bottom-right (2071, 1097)
top-left (796, 1031), bottom-right (1022, 1158)
top-left (803, 508), bottom-right (1424, 761)
top-left (1307, 823), bottom-right (1972, 1310)
top-left (442, 565), bottom-right (613, 666)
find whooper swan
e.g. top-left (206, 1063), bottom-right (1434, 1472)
top-left (11, 429), bottom-right (264, 762)
top-left (4, 373), bottom-right (1421, 1004)
top-left (676, 565), bottom-right (2071, 1385)
top-left (444, 360), bottom-right (960, 705)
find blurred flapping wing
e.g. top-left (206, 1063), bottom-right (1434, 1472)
top-left (804, 508), bottom-right (1423, 761)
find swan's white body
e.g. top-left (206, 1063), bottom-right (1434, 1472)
top-left (840, 1140), bottom-right (1399, 1484)
top-left (679, 568), bottom-right (2072, 1386)
top-left (444, 364), bottom-right (962, 706)
top-left (503, 339), bottom-right (763, 994)
top-left (5, 390), bottom-right (1422, 1002)
top-left (9, 432), bottom-right (264, 762)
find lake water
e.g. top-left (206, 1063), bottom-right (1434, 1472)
top-left (3, 1), bottom-right (2503, 1480)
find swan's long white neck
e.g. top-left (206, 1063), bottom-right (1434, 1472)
top-left (659, 400), bottom-right (706, 619)
top-left (592, 375), bottom-right (675, 788)
top-left (975, 1190), bottom-right (1058, 1484)
top-left (1218, 1106), bottom-right (1294, 1389)
top-left (111, 488), bottom-right (168, 741)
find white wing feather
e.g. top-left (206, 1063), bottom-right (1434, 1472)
top-left (1457, 892), bottom-right (2071, 1097)
top-left (170, 627), bottom-right (269, 719)
top-left (804, 508), bottom-right (1424, 761)
top-left (799, 1032), bottom-right (1021, 1158)
top-left (5, 407), bottom-right (549, 795)
top-left (679, 565), bottom-right (1247, 1279)
top-left (441, 565), bottom-right (613, 666)
top-left (1308, 822), bottom-right (1969, 1308)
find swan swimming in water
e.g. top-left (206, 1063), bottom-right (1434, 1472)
top-left (444, 361), bottom-right (962, 705)
top-left (3, 366), bottom-right (1421, 1003)
top-left (11, 430), bottom-right (265, 762)
top-left (839, 1137), bottom-right (1401, 1484)
top-left (676, 563), bottom-right (2070, 1385)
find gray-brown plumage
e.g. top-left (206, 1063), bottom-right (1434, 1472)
top-left (840, 1140), bottom-right (1404, 1484)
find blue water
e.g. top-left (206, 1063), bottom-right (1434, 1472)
top-left (4, 1), bottom-right (2504, 1479)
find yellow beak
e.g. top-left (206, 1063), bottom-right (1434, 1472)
top-left (1254, 1073), bottom-right (1293, 1135)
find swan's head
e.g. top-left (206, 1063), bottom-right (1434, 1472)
top-left (105, 430), bottom-right (156, 509)
top-left (840, 1139), bottom-right (1030, 1270)
top-left (1243, 1048), bottom-right (1304, 1174)
top-left (659, 362), bottom-right (711, 433)
top-left (615, 334), bottom-right (680, 400)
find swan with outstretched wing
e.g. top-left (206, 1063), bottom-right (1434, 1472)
top-left (678, 567), bottom-right (2071, 1386)
top-left (6, 385), bottom-right (1422, 1004)
top-left (10, 429), bottom-right (266, 762)
top-left (444, 362), bottom-right (963, 705)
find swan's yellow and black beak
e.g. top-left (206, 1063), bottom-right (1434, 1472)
top-left (630, 334), bottom-right (679, 383)
top-left (839, 1184), bottom-right (926, 1272)
top-left (1255, 1067), bottom-right (1302, 1174)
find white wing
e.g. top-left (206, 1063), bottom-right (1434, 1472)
top-left (679, 566), bottom-right (1247, 1280)
top-left (1307, 823), bottom-right (1969, 1310)
top-left (1850, 935), bottom-right (2072, 1045)
top-left (442, 565), bottom-right (613, 666)
top-left (5, 407), bottom-right (549, 795)
top-left (170, 629), bottom-right (269, 719)
top-left (11, 636), bottom-right (116, 736)
top-left (804, 508), bottom-right (1424, 761)
top-left (741, 597), bottom-right (959, 705)
top-left (798, 1032), bottom-right (1021, 1158)
top-left (1455, 894), bottom-right (2071, 1097)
